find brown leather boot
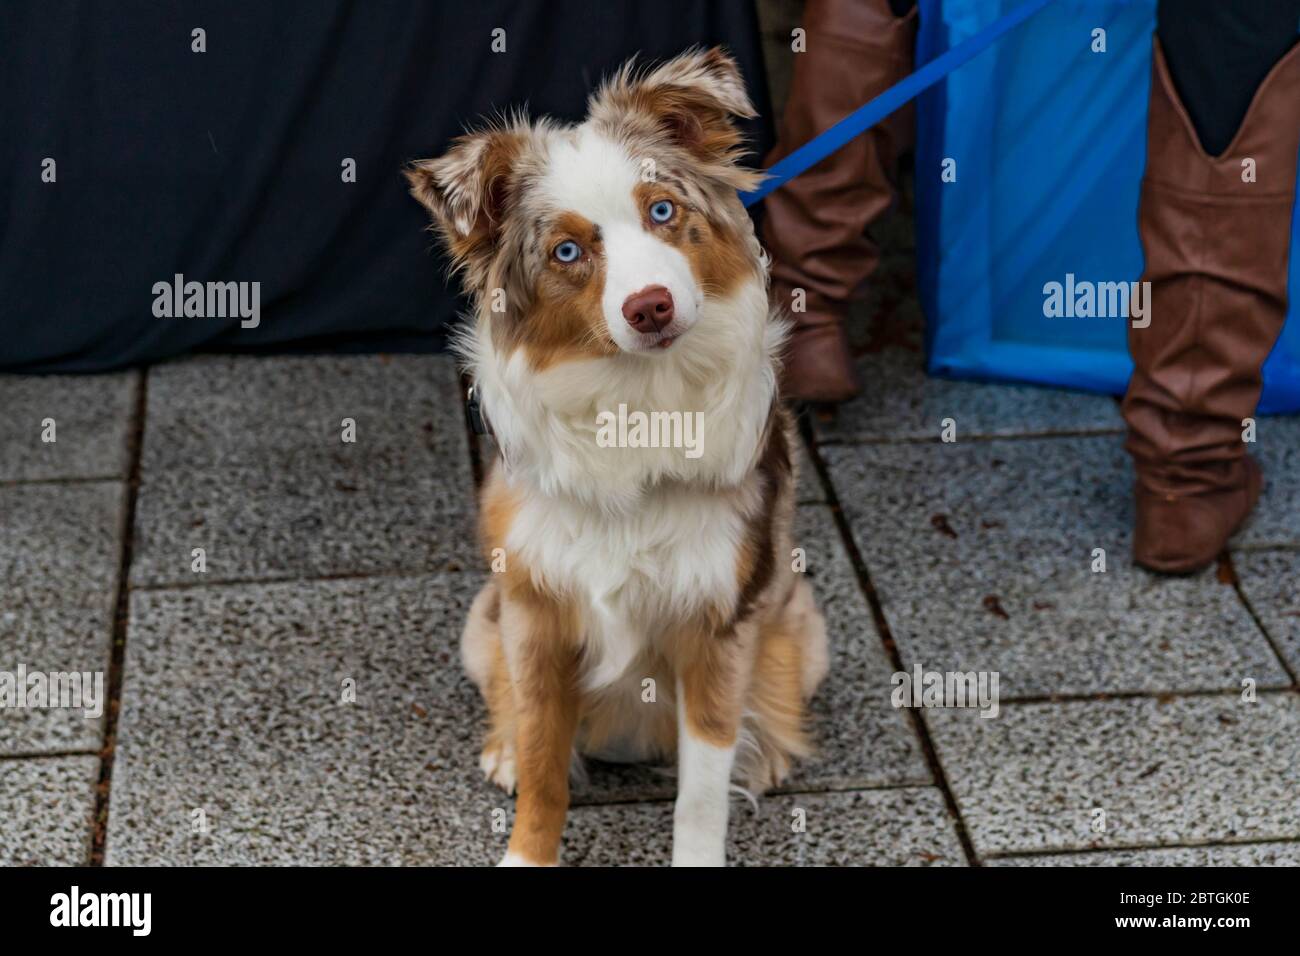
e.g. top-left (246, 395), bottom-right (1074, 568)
top-left (763, 0), bottom-right (917, 404)
top-left (1123, 38), bottom-right (1300, 574)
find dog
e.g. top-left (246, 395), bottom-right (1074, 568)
top-left (406, 47), bottom-right (828, 866)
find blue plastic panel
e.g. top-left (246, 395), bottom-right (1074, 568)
top-left (915, 0), bottom-right (1300, 413)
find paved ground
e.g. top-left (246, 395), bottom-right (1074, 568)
top-left (3, 333), bottom-right (1298, 867)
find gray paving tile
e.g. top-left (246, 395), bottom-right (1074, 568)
top-left (1237, 416), bottom-right (1300, 549)
top-left (1234, 549), bottom-right (1300, 677)
top-left (140, 355), bottom-right (469, 471)
top-left (1, 602), bottom-right (117, 754)
top-left (928, 694), bottom-right (1300, 856)
top-left (811, 345), bottom-right (1122, 443)
top-left (106, 573), bottom-right (489, 865)
top-left (129, 464), bottom-right (478, 586)
top-left (0, 481), bottom-right (125, 593)
top-left (989, 842), bottom-right (1300, 866)
top-left (794, 437), bottom-right (825, 504)
top-left (0, 756), bottom-right (99, 865)
top-left (786, 505), bottom-right (930, 789)
top-left (108, 526), bottom-right (926, 862)
top-left (131, 354), bottom-right (476, 587)
top-left (0, 483), bottom-right (122, 753)
top-left (820, 436), bottom-right (1286, 698)
top-left (570, 504), bottom-right (929, 805)
top-left (0, 372), bottom-right (136, 482)
top-left (561, 787), bottom-right (966, 867)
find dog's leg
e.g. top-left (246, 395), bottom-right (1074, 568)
top-left (671, 628), bottom-right (753, 867)
top-left (499, 595), bottom-right (580, 867)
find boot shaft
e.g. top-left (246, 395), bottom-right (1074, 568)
top-left (1123, 38), bottom-right (1300, 477)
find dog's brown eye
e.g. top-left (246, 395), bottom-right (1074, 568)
top-left (553, 240), bottom-right (582, 263)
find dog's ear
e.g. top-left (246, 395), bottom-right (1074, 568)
top-left (591, 47), bottom-right (761, 190)
top-left (405, 127), bottom-right (526, 286)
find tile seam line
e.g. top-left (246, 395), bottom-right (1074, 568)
top-left (997, 685), bottom-right (1297, 706)
top-left (798, 410), bottom-right (982, 867)
top-left (0, 748), bottom-right (101, 761)
top-left (0, 475), bottom-right (125, 487)
top-left (124, 532), bottom-right (1276, 593)
top-left (89, 368), bottom-right (148, 866)
top-left (1221, 552), bottom-right (1300, 688)
top-left (128, 565), bottom-right (479, 593)
top-left (569, 780), bottom-right (947, 809)
top-left (986, 832), bottom-right (1300, 860)
top-left (813, 427), bottom-right (1125, 447)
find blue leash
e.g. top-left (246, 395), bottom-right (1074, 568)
top-left (741, 0), bottom-right (1055, 207)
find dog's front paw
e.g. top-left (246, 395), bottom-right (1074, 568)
top-left (671, 843), bottom-right (726, 867)
top-left (480, 740), bottom-right (517, 794)
top-left (672, 799), bottom-right (728, 866)
top-left (497, 851), bottom-right (556, 867)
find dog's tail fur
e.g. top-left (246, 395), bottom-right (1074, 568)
top-left (735, 578), bottom-right (829, 792)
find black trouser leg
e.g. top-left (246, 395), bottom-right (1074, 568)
top-left (1156, 0), bottom-right (1300, 155)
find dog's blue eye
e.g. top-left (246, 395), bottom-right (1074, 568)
top-left (553, 240), bottom-right (581, 263)
top-left (649, 200), bottom-right (674, 223)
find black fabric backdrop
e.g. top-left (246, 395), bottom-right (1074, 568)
top-left (0, 1), bottom-right (772, 372)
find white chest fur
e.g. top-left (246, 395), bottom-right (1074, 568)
top-left (507, 482), bottom-right (749, 688)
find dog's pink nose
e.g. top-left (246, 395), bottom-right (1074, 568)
top-left (622, 286), bottom-right (674, 333)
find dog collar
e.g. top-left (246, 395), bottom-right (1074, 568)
top-left (466, 383), bottom-right (492, 439)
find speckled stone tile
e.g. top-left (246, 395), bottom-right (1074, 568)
top-left (129, 464), bottom-right (477, 587)
top-left (0, 371), bottom-right (136, 481)
top-left (0, 756), bottom-right (99, 865)
top-left (794, 437), bottom-right (826, 504)
top-left (1234, 549), bottom-right (1300, 677)
top-left (785, 505), bottom-right (929, 789)
top-left (106, 573), bottom-right (493, 865)
top-left (560, 787), bottom-right (966, 867)
top-left (1235, 416), bottom-right (1300, 549)
top-left (140, 355), bottom-right (469, 472)
top-left (131, 354), bottom-right (476, 587)
top-left (811, 345), bottom-right (1122, 444)
top-left (108, 535), bottom-right (927, 862)
top-left (0, 482), bottom-right (124, 593)
top-left (928, 694), bottom-right (1300, 856)
top-left (989, 842), bottom-right (1300, 866)
top-left (819, 436), bottom-right (1285, 697)
top-left (0, 482), bottom-right (122, 753)
top-left (569, 504), bottom-right (929, 805)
